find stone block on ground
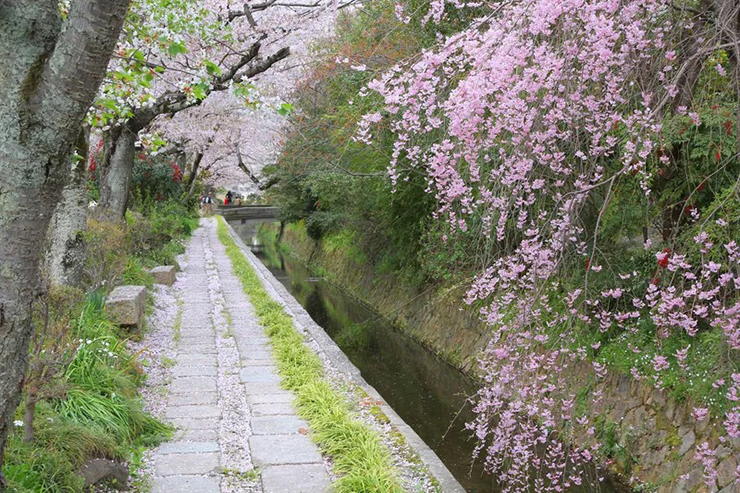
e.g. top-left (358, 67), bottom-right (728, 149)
top-left (249, 435), bottom-right (323, 466)
top-left (169, 418), bottom-right (219, 430)
top-left (251, 402), bottom-right (295, 416)
top-left (159, 442), bottom-right (219, 454)
top-left (79, 458), bottom-right (129, 490)
top-left (166, 404), bottom-right (221, 419)
top-left (106, 285), bottom-right (146, 331)
top-left (152, 475), bottom-right (220, 493)
top-left (251, 415), bottom-right (308, 435)
top-left (156, 452), bottom-right (219, 476)
top-left (172, 365), bottom-right (217, 378)
top-left (170, 377), bottom-right (217, 393)
top-left (239, 366), bottom-right (280, 384)
top-left (149, 265), bottom-right (177, 285)
top-left (261, 464), bottom-right (330, 493)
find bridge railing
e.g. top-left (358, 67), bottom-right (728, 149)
top-left (216, 205), bottom-right (280, 220)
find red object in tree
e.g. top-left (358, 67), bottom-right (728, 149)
top-left (652, 277), bottom-right (660, 286)
top-left (715, 150), bottom-right (721, 162)
top-left (657, 248), bottom-right (670, 269)
top-left (89, 161), bottom-right (97, 173)
top-left (697, 181), bottom-right (704, 192)
top-left (725, 120), bottom-right (732, 135)
top-left (585, 258), bottom-right (590, 270)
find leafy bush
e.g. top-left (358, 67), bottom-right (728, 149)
top-left (85, 198), bottom-right (196, 291)
top-left (130, 152), bottom-right (185, 205)
top-left (125, 201), bottom-right (197, 267)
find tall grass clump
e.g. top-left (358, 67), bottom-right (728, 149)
top-left (217, 217), bottom-right (404, 493)
top-left (3, 294), bottom-right (170, 492)
top-left (59, 300), bottom-right (170, 444)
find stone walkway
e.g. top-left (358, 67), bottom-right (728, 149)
top-left (152, 219), bottom-right (330, 492)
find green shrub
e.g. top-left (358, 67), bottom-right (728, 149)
top-left (125, 201), bottom-right (196, 267)
top-left (4, 431), bottom-right (84, 493)
top-left (123, 257), bottom-right (154, 288)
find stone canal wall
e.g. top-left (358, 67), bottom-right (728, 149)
top-left (275, 225), bottom-right (491, 375)
top-left (273, 223), bottom-right (740, 492)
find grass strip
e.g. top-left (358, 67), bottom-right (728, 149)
top-left (217, 216), bottom-right (403, 493)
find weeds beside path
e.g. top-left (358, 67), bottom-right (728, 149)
top-left (216, 216), bottom-right (406, 493)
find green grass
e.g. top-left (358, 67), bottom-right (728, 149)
top-left (61, 302), bottom-right (171, 445)
top-left (123, 256), bottom-right (154, 289)
top-left (3, 297), bottom-right (171, 492)
top-left (217, 216), bottom-right (404, 492)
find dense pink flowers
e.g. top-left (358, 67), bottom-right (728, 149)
top-left (364, 0), bottom-right (739, 489)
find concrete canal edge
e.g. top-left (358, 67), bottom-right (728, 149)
top-left (224, 222), bottom-right (466, 493)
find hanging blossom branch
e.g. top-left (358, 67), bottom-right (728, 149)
top-left (361, 0), bottom-right (740, 489)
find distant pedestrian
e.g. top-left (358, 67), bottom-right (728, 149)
top-left (225, 190), bottom-right (233, 206)
top-left (202, 194), bottom-right (214, 215)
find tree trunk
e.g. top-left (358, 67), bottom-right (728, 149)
top-left (45, 131), bottom-right (90, 287)
top-left (182, 152), bottom-right (204, 204)
top-left (23, 398), bottom-right (36, 444)
top-left (99, 128), bottom-right (137, 220)
top-left (0, 1), bottom-right (130, 486)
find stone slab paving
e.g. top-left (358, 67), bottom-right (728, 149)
top-left (261, 464), bottom-right (332, 492)
top-left (209, 218), bottom-right (332, 492)
top-left (152, 226), bottom-right (223, 492)
top-left (151, 219), bottom-right (330, 492)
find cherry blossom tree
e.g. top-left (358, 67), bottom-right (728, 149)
top-left (90, 0), bottom-right (293, 217)
top-left (87, 0), bottom-right (347, 218)
top-left (363, 0), bottom-right (740, 489)
top-left (153, 0), bottom-right (341, 195)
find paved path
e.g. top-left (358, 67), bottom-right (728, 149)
top-left (152, 219), bottom-right (330, 492)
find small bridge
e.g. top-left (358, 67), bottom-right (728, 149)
top-left (217, 205), bottom-right (280, 221)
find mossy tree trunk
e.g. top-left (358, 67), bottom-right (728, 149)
top-left (45, 129), bottom-right (90, 287)
top-left (0, 1), bottom-right (129, 486)
top-left (99, 126), bottom-right (137, 220)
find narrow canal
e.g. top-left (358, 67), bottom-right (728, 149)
top-left (229, 219), bottom-right (622, 493)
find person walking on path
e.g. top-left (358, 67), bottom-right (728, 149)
top-left (202, 194), bottom-right (214, 216)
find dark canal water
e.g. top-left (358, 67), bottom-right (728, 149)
top-left (229, 219), bottom-right (623, 493)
